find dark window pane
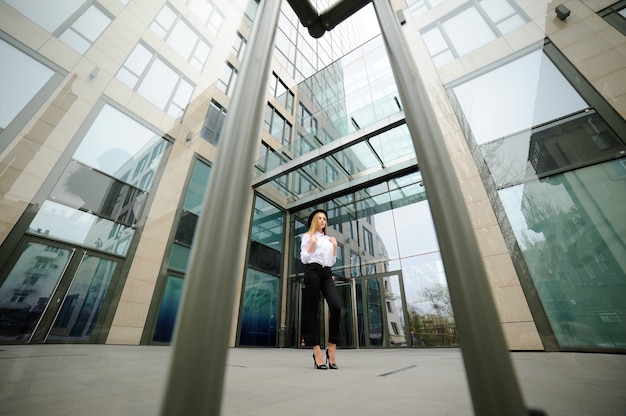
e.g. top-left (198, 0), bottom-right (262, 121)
top-left (174, 210), bottom-right (198, 246)
top-left (51, 160), bottom-right (146, 226)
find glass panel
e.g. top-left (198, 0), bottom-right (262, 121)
top-left (336, 282), bottom-right (355, 347)
top-left (497, 15), bottom-right (525, 34)
top-left (239, 269), bottom-right (279, 346)
top-left (482, 111), bottom-right (626, 188)
top-left (119, 44), bottom-right (152, 84)
top-left (47, 255), bottom-right (116, 341)
top-left (183, 159), bottom-right (212, 215)
top-left (50, 160), bottom-right (146, 226)
top-left (168, 243), bottom-right (191, 273)
top-left (422, 27), bottom-right (448, 56)
top-left (451, 49), bottom-right (588, 145)
top-left (73, 104), bottom-right (167, 190)
top-left (58, 29), bottom-right (91, 54)
top-left (28, 200), bottom-right (135, 256)
top-left (0, 243), bottom-right (72, 341)
top-left (479, 0), bottom-right (515, 22)
top-left (168, 20), bottom-right (197, 60)
top-left (365, 278), bottom-right (383, 346)
top-left (442, 7), bottom-right (496, 56)
top-left (153, 275), bottom-right (184, 343)
top-left (67, 5), bottom-right (110, 42)
top-left (174, 210), bottom-right (198, 246)
top-left (402, 252), bottom-right (457, 346)
top-left (250, 197), bottom-right (284, 251)
top-left (137, 58), bottom-right (179, 110)
top-left (384, 275), bottom-right (408, 346)
top-left (4, 0), bottom-right (87, 32)
top-left (499, 159), bottom-right (626, 348)
top-left (0, 39), bottom-right (55, 129)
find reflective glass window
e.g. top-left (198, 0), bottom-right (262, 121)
top-left (451, 49), bottom-right (587, 145)
top-left (28, 200), bottom-right (135, 256)
top-left (72, 104), bottom-right (167, 190)
top-left (153, 275), bottom-right (184, 342)
top-left (239, 269), bottom-right (279, 346)
top-left (0, 39), bottom-right (55, 130)
top-left (116, 43), bottom-right (194, 119)
top-left (450, 46), bottom-right (626, 349)
top-left (4, 0), bottom-right (87, 32)
top-left (217, 63), bottom-right (237, 96)
top-left (200, 100), bottom-right (227, 145)
top-left (50, 160), bottom-right (146, 226)
top-left (407, 0), bottom-right (445, 17)
top-left (183, 159), bottom-right (212, 215)
top-left (168, 244), bottom-right (191, 273)
top-left (421, 0), bottom-right (528, 66)
top-left (184, 0), bottom-right (224, 33)
top-left (499, 160), bottom-right (626, 348)
top-left (151, 4), bottom-right (212, 70)
top-left (58, 4), bottom-right (111, 53)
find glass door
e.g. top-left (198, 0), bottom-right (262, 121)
top-left (0, 237), bottom-right (122, 344)
top-left (298, 277), bottom-right (357, 349)
top-left (358, 272), bottom-right (410, 347)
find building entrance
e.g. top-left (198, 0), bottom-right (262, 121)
top-left (0, 237), bottom-right (122, 344)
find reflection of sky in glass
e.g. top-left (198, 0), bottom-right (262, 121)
top-left (498, 185), bottom-right (543, 249)
top-left (443, 7), bottom-right (496, 56)
top-left (1, 40), bottom-right (54, 128)
top-left (28, 200), bottom-right (133, 255)
top-left (29, 200), bottom-right (96, 244)
top-left (401, 252), bottom-right (446, 312)
top-left (394, 201), bottom-right (440, 258)
top-left (73, 105), bottom-right (159, 175)
top-left (452, 49), bottom-right (587, 144)
top-left (4, 0), bottom-right (87, 32)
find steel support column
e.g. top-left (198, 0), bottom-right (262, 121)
top-left (372, 0), bottom-right (530, 415)
top-left (159, 0), bottom-right (282, 414)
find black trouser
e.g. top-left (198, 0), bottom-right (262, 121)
top-left (304, 263), bottom-right (341, 346)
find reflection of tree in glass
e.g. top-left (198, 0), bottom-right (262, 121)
top-left (407, 284), bottom-right (457, 347)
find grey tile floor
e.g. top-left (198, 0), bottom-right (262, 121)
top-left (1, 345), bottom-right (625, 415)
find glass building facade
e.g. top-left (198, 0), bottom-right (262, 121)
top-left (0, 0), bottom-right (625, 353)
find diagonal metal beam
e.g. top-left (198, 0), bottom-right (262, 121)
top-left (287, 0), bottom-right (372, 37)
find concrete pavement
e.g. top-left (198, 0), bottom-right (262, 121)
top-left (1, 345), bottom-right (625, 415)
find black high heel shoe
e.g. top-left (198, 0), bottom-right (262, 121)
top-left (313, 353), bottom-right (328, 370)
top-left (326, 349), bottom-right (338, 370)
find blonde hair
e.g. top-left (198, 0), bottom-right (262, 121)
top-left (306, 211), bottom-right (327, 235)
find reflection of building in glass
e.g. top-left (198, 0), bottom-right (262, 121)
top-left (0, 0), bottom-right (625, 354)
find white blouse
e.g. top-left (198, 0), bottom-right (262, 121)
top-left (300, 232), bottom-right (336, 268)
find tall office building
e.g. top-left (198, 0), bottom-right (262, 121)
top-left (0, 0), bottom-right (624, 353)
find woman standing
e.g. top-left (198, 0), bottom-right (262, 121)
top-left (301, 209), bottom-right (340, 370)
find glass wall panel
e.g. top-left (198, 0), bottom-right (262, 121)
top-left (50, 160), bottom-right (146, 226)
top-left (0, 243), bottom-right (72, 341)
top-left (451, 49), bottom-right (587, 145)
top-left (47, 255), bottom-right (116, 341)
top-left (183, 159), bottom-right (212, 215)
top-left (0, 39), bottom-right (55, 130)
top-left (288, 172), bottom-right (456, 348)
top-left (28, 200), bottom-right (135, 256)
top-left (73, 104), bottom-right (167, 190)
top-left (153, 275), bottom-right (184, 343)
top-left (239, 269), bottom-right (279, 346)
top-left (4, 0), bottom-right (87, 32)
top-left (450, 45), bottom-right (626, 350)
top-left (499, 159), bottom-right (626, 348)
